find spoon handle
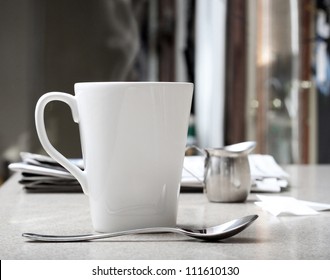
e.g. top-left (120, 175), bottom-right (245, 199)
top-left (22, 227), bottom-right (178, 242)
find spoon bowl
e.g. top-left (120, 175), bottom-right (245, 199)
top-left (22, 214), bottom-right (258, 242)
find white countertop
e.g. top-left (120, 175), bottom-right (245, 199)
top-left (1, 165), bottom-right (330, 259)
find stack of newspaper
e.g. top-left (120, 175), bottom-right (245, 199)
top-left (8, 152), bottom-right (83, 192)
top-left (9, 152), bottom-right (289, 193)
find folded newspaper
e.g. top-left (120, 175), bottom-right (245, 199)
top-left (9, 152), bottom-right (289, 193)
top-left (182, 154), bottom-right (289, 192)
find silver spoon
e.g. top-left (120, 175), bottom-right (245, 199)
top-left (22, 214), bottom-right (258, 242)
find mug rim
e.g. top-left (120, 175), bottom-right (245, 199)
top-left (75, 81), bottom-right (193, 86)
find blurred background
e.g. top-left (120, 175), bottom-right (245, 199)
top-left (0, 0), bottom-right (329, 183)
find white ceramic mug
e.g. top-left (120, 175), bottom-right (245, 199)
top-left (35, 82), bottom-right (193, 232)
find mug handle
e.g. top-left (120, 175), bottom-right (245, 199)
top-left (35, 92), bottom-right (88, 194)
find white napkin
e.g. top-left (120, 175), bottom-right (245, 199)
top-left (255, 195), bottom-right (330, 216)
